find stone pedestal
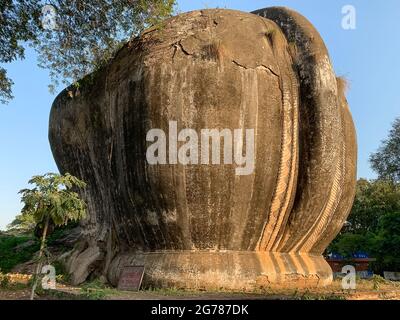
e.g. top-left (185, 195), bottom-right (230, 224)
top-left (108, 251), bottom-right (333, 290)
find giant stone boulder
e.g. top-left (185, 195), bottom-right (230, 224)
top-left (49, 7), bottom-right (357, 289)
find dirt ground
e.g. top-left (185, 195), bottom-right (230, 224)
top-left (1, 275), bottom-right (400, 300)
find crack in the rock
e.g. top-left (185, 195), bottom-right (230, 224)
top-left (259, 65), bottom-right (280, 78)
top-left (232, 60), bottom-right (247, 69)
top-left (232, 60), bottom-right (280, 78)
top-left (172, 41), bottom-right (192, 60)
top-left (178, 42), bottom-right (192, 56)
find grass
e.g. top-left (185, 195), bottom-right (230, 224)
top-left (52, 260), bottom-right (71, 283)
top-left (80, 279), bottom-right (121, 300)
top-left (139, 285), bottom-right (348, 300)
top-left (2, 275), bottom-right (400, 300)
top-left (144, 286), bottom-right (200, 296)
top-left (0, 273), bottom-right (29, 290)
top-left (290, 289), bottom-right (346, 300)
top-left (337, 76), bottom-right (350, 95)
top-left (0, 222), bottom-right (77, 275)
top-left (1, 230), bottom-right (399, 300)
top-left (0, 234), bottom-right (39, 273)
top-left (372, 274), bottom-right (387, 291)
top-left (0, 273), bottom-right (10, 288)
top-left (264, 28), bottom-right (277, 48)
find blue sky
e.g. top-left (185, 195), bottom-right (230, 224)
top-left (0, 0), bottom-right (399, 230)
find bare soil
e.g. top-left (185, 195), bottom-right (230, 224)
top-left (1, 274), bottom-right (400, 300)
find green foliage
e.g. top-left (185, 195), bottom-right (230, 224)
top-left (80, 279), bottom-right (118, 300)
top-left (329, 233), bottom-right (372, 258)
top-left (0, 0), bottom-right (39, 103)
top-left (34, 0), bottom-right (176, 92)
top-left (372, 275), bottom-right (387, 291)
top-left (19, 173), bottom-right (87, 227)
top-left (328, 179), bottom-right (400, 273)
top-left (0, 272), bottom-right (11, 288)
top-left (46, 224), bottom-right (71, 245)
top-left (329, 116), bottom-right (400, 272)
top-left (0, 0), bottom-right (176, 104)
top-left (17, 173), bottom-right (86, 300)
top-left (0, 67), bottom-right (14, 104)
top-left (343, 179), bottom-right (400, 234)
top-left (0, 234), bottom-right (39, 273)
top-left (0, 273), bottom-right (28, 290)
top-left (292, 291), bottom-right (346, 300)
top-left (370, 117), bottom-right (400, 183)
top-left (52, 260), bottom-right (70, 283)
top-left (7, 212), bottom-right (37, 233)
top-left (371, 211), bottom-right (400, 272)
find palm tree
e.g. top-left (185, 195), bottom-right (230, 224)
top-left (19, 173), bottom-right (87, 300)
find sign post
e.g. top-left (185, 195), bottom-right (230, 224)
top-left (117, 266), bottom-right (145, 291)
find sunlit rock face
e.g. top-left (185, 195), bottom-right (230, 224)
top-left (49, 7), bottom-right (357, 289)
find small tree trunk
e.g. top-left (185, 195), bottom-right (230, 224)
top-left (30, 216), bottom-right (50, 300)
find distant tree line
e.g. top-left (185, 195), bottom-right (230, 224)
top-left (328, 118), bottom-right (400, 273)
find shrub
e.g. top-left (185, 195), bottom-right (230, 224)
top-left (0, 273), bottom-right (10, 288)
top-left (0, 235), bottom-right (39, 273)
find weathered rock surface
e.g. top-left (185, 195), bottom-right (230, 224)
top-left (49, 8), bottom-right (357, 289)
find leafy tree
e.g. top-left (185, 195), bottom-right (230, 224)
top-left (328, 117), bottom-right (400, 272)
top-left (328, 233), bottom-right (371, 258)
top-left (0, 234), bottom-right (39, 273)
top-left (0, 0), bottom-right (39, 103)
top-left (370, 117), bottom-right (400, 183)
top-left (7, 212), bottom-right (37, 233)
top-left (328, 179), bottom-right (400, 273)
top-left (0, 0), bottom-right (176, 103)
top-left (18, 172), bottom-right (86, 300)
top-left (342, 179), bottom-right (400, 234)
top-left (371, 211), bottom-right (400, 272)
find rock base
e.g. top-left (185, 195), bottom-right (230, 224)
top-left (107, 251), bottom-right (333, 290)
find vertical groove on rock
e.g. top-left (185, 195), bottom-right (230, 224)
top-left (295, 146), bottom-right (343, 252)
top-left (270, 58), bottom-right (300, 252)
top-left (252, 7), bottom-right (346, 253)
top-left (311, 88), bottom-right (357, 254)
top-left (256, 19), bottom-right (299, 252)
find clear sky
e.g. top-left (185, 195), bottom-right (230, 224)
top-left (0, 0), bottom-right (399, 230)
